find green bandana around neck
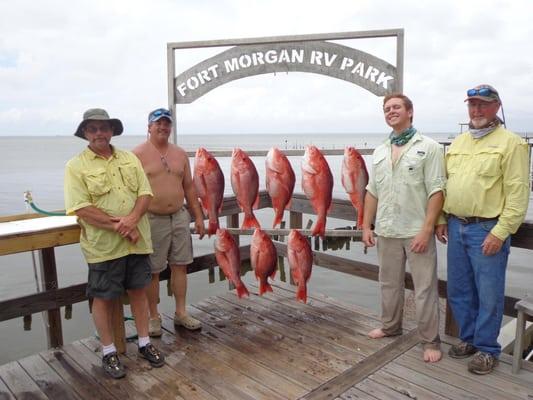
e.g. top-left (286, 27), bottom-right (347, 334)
top-left (390, 126), bottom-right (416, 146)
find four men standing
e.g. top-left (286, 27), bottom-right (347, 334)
top-left (65, 85), bottom-right (529, 378)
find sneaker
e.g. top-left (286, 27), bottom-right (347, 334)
top-left (139, 343), bottom-right (165, 368)
top-left (448, 341), bottom-right (477, 359)
top-left (102, 352), bottom-right (126, 379)
top-left (468, 351), bottom-right (498, 375)
top-left (174, 314), bottom-right (201, 331)
top-left (149, 315), bottom-right (162, 338)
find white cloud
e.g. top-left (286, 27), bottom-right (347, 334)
top-left (1, 0), bottom-right (532, 136)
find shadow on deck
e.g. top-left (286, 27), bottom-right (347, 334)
top-left (1, 282), bottom-right (532, 400)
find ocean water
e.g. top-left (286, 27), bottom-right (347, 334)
top-left (0, 133), bottom-right (532, 364)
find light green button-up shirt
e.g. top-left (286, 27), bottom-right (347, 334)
top-left (64, 146), bottom-right (153, 263)
top-left (367, 132), bottom-right (446, 238)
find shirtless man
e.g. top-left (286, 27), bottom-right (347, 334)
top-left (133, 108), bottom-right (205, 336)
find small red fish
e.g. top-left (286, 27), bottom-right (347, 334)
top-left (194, 147), bottom-right (225, 236)
top-left (214, 229), bottom-right (249, 298)
top-left (288, 230), bottom-right (313, 303)
top-left (341, 147), bottom-right (369, 229)
top-left (301, 145), bottom-right (333, 237)
top-left (250, 229), bottom-right (278, 295)
top-left (231, 148), bottom-right (260, 229)
top-left (266, 147), bottom-right (295, 228)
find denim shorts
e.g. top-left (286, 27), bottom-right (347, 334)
top-left (86, 254), bottom-right (151, 299)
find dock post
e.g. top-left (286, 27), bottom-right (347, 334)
top-left (226, 213), bottom-right (239, 290)
top-left (39, 247), bottom-right (64, 348)
top-left (445, 299), bottom-right (459, 337)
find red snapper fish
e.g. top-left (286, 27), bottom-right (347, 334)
top-left (193, 147), bottom-right (225, 236)
top-left (214, 229), bottom-right (249, 298)
top-left (231, 148), bottom-right (260, 229)
top-left (288, 230), bottom-right (313, 303)
top-left (341, 147), bottom-right (369, 229)
top-left (301, 145), bottom-right (333, 237)
top-left (265, 147), bottom-right (295, 228)
top-left (250, 229), bottom-right (278, 295)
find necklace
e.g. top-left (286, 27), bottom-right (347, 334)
top-left (149, 140), bottom-right (171, 173)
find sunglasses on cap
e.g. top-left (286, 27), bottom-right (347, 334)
top-left (148, 108), bottom-right (173, 123)
top-left (466, 87), bottom-right (499, 98)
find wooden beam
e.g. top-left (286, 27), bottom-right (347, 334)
top-left (39, 248), bottom-right (63, 348)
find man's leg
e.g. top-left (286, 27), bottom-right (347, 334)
top-left (171, 265), bottom-right (201, 330)
top-left (128, 287), bottom-right (150, 338)
top-left (369, 236), bottom-right (405, 338)
top-left (447, 217), bottom-right (478, 345)
top-left (406, 236), bottom-right (442, 363)
top-left (92, 297), bottom-right (114, 345)
top-left (171, 265), bottom-right (188, 317)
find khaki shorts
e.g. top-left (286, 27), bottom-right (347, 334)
top-left (148, 208), bottom-right (193, 273)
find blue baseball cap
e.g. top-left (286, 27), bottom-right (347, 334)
top-left (148, 108), bottom-right (173, 123)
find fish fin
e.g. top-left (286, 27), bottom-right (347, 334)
top-left (296, 282), bottom-right (307, 303)
top-left (285, 198), bottom-right (292, 210)
top-left (236, 282), bottom-right (250, 298)
top-left (242, 213), bottom-right (261, 229)
top-left (253, 194), bottom-right (260, 209)
top-left (272, 209), bottom-right (283, 228)
top-left (259, 280), bottom-right (273, 295)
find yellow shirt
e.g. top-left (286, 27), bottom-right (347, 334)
top-left (443, 126), bottom-right (529, 241)
top-left (367, 132), bottom-right (446, 238)
top-left (64, 146), bottom-right (153, 263)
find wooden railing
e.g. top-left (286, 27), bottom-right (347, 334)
top-left (1, 191), bottom-right (532, 352)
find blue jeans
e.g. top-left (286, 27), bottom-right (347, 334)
top-left (447, 216), bottom-right (510, 357)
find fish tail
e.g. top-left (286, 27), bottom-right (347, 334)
top-left (208, 219), bottom-right (219, 236)
top-left (296, 282), bottom-right (307, 303)
top-left (259, 279), bottom-right (273, 295)
top-left (235, 281), bottom-right (250, 298)
top-left (242, 212), bottom-right (261, 229)
top-left (272, 209), bottom-right (283, 228)
top-left (312, 215), bottom-right (326, 237)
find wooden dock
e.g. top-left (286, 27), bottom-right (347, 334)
top-left (1, 282), bottom-right (532, 400)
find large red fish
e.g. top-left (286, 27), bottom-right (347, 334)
top-left (301, 145), bottom-right (333, 237)
top-left (265, 147), bottom-right (295, 228)
top-left (214, 229), bottom-right (249, 298)
top-left (341, 147), bottom-right (369, 229)
top-left (231, 148), bottom-right (260, 229)
top-left (250, 229), bottom-right (278, 295)
top-left (193, 147), bottom-right (225, 236)
top-left (288, 230), bottom-right (313, 303)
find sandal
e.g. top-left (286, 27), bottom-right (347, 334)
top-left (174, 314), bottom-right (201, 330)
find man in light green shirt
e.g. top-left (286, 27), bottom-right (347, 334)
top-left (362, 94), bottom-right (446, 363)
top-left (436, 84), bottom-right (529, 375)
top-left (64, 108), bottom-right (165, 378)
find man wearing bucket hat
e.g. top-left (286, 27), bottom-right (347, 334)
top-left (133, 108), bottom-right (205, 337)
top-left (436, 85), bottom-right (529, 374)
top-left (64, 108), bottom-right (165, 379)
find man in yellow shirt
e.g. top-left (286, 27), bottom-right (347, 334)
top-left (64, 108), bottom-right (165, 379)
top-left (437, 85), bottom-right (529, 374)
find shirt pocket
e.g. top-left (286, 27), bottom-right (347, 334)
top-left (474, 150), bottom-right (502, 177)
top-left (373, 153), bottom-right (387, 183)
top-left (403, 154), bottom-right (425, 184)
top-left (119, 163), bottom-right (139, 193)
top-left (445, 151), bottom-right (464, 176)
top-left (84, 169), bottom-right (111, 196)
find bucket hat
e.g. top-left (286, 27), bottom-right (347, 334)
top-left (74, 108), bottom-right (123, 139)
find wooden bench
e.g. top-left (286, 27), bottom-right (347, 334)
top-left (512, 295), bottom-right (533, 373)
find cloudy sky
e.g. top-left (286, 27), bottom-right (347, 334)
top-left (1, 0), bottom-right (532, 137)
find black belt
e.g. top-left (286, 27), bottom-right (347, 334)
top-left (449, 215), bottom-right (499, 224)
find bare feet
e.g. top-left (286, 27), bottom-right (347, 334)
top-left (423, 348), bottom-right (442, 363)
top-left (368, 328), bottom-right (387, 339)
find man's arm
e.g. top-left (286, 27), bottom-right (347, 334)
top-left (410, 191), bottom-right (444, 253)
top-left (362, 192), bottom-right (378, 247)
top-left (112, 194), bottom-right (152, 237)
top-left (75, 205), bottom-right (117, 230)
top-left (183, 158), bottom-right (205, 239)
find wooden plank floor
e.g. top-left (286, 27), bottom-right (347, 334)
top-left (1, 282), bottom-right (532, 400)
